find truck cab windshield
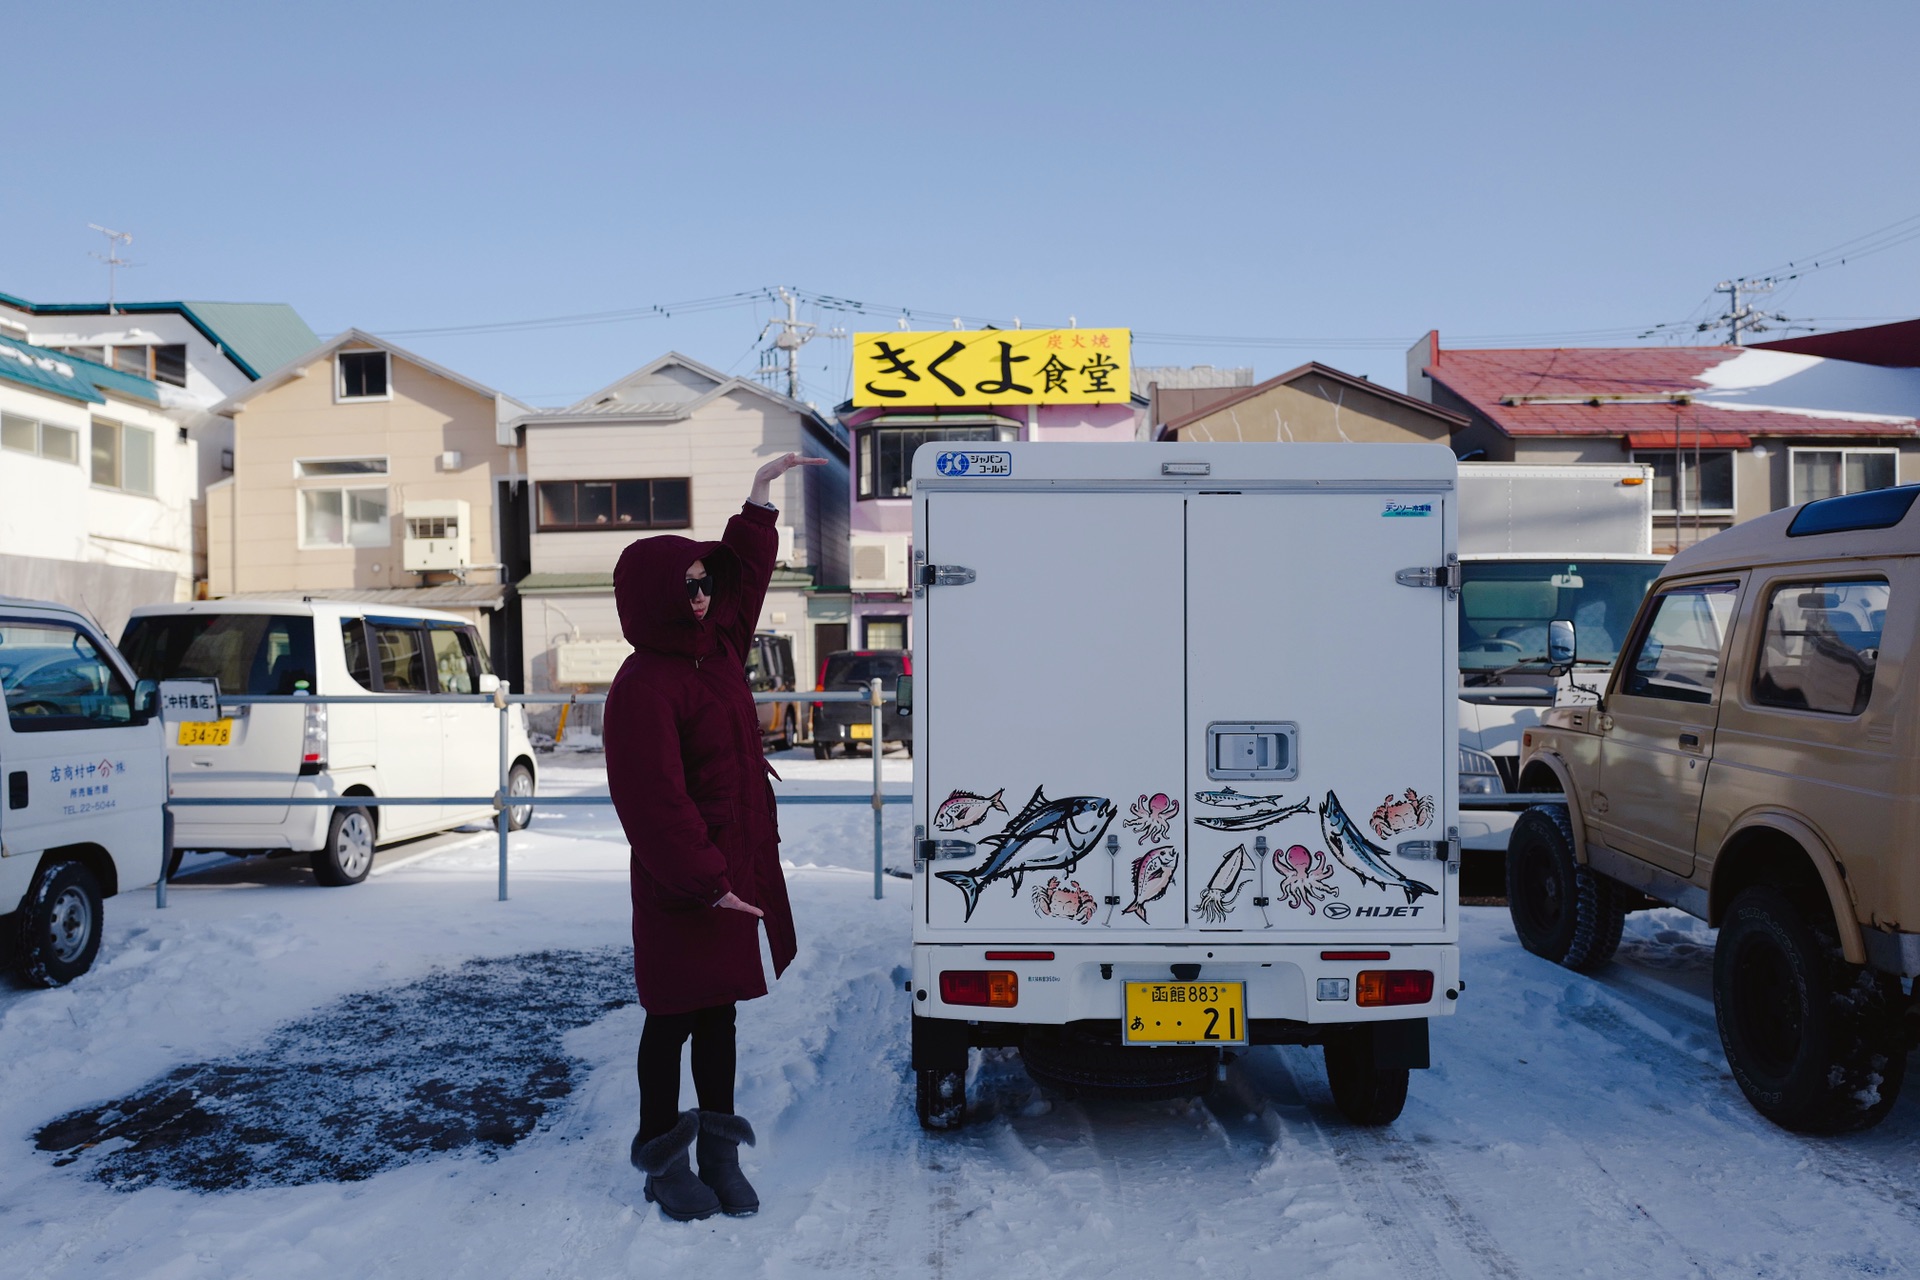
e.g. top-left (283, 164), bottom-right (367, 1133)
top-left (1459, 561), bottom-right (1664, 675)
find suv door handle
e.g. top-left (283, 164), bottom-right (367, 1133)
top-left (7, 771), bottom-right (25, 810)
top-left (1679, 733), bottom-right (1700, 748)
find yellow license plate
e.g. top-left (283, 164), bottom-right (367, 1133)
top-left (849, 723), bottom-right (874, 740)
top-left (1123, 981), bottom-right (1248, 1046)
top-left (178, 719), bottom-right (233, 747)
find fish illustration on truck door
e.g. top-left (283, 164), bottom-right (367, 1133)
top-left (935, 787), bottom-right (1007, 832)
top-left (1319, 790), bottom-right (1437, 905)
top-left (935, 787), bottom-right (1117, 922)
top-left (1121, 846), bottom-right (1180, 923)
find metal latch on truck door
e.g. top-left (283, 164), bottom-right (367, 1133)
top-left (1395, 554), bottom-right (1460, 597)
top-left (912, 551), bottom-right (976, 598)
top-left (915, 837), bottom-right (976, 870)
top-left (1395, 828), bottom-right (1460, 871)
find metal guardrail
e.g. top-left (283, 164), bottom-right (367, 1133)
top-left (160, 684), bottom-right (901, 908)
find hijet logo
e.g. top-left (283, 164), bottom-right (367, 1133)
top-left (1382, 501), bottom-right (1433, 518)
top-left (1322, 902), bottom-right (1427, 919)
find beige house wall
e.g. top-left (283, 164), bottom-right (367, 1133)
top-left (1173, 375), bottom-right (1456, 444)
top-left (213, 350), bottom-right (517, 597)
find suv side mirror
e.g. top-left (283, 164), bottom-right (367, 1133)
top-left (895, 674), bottom-right (913, 717)
top-left (132, 678), bottom-right (159, 722)
top-left (1547, 619), bottom-right (1577, 671)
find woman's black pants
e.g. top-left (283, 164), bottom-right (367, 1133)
top-left (637, 1004), bottom-right (736, 1144)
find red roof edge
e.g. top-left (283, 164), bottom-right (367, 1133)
top-left (1755, 318), bottom-right (1920, 368)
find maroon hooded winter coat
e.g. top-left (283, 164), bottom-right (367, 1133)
top-left (604, 501), bottom-right (797, 1015)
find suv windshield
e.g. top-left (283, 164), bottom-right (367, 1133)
top-left (821, 652), bottom-right (905, 688)
top-left (121, 614), bottom-right (318, 696)
top-left (1459, 561), bottom-right (1664, 673)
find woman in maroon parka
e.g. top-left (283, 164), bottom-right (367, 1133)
top-left (605, 452), bottom-right (823, 1221)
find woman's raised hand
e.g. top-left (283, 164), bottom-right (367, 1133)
top-left (715, 891), bottom-right (764, 918)
top-left (749, 452), bottom-right (829, 507)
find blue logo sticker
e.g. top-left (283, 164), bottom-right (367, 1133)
top-left (934, 450), bottom-right (1012, 478)
top-left (1382, 502), bottom-right (1432, 518)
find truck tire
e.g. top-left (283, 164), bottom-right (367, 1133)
top-left (1506, 805), bottom-right (1625, 972)
top-left (312, 806), bottom-right (375, 887)
top-left (19, 862), bottom-right (104, 987)
top-left (506, 763), bottom-right (536, 831)
top-left (1323, 1027), bottom-right (1410, 1126)
top-left (1713, 886), bottom-right (1906, 1132)
top-left (916, 1068), bottom-right (967, 1130)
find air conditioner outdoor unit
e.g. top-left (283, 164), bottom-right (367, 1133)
top-left (554, 638), bottom-right (633, 685)
top-left (849, 534), bottom-right (910, 592)
top-left (402, 499), bottom-right (471, 572)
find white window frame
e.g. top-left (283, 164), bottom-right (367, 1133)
top-left (1787, 446), bottom-right (1900, 506)
top-left (294, 455), bottom-right (391, 479)
top-left (1631, 449), bottom-right (1738, 518)
top-left (297, 485), bottom-right (392, 550)
top-left (334, 349), bottom-right (393, 403)
top-left (90, 418), bottom-right (156, 497)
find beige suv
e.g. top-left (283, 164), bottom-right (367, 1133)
top-left (1509, 484), bottom-right (1919, 1133)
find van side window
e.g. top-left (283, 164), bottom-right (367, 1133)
top-left (1752, 579), bottom-right (1888, 716)
top-left (371, 624), bottom-right (427, 691)
top-left (342, 619), bottom-right (373, 687)
top-left (122, 613), bottom-right (316, 695)
top-left (0, 620), bottom-right (134, 731)
top-left (430, 628), bottom-right (477, 694)
top-left (1620, 582), bottom-right (1739, 705)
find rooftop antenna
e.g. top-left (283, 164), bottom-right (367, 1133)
top-left (86, 224), bottom-right (136, 314)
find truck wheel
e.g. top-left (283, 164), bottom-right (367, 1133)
top-left (1323, 1028), bottom-right (1410, 1126)
top-left (312, 806), bottom-right (375, 887)
top-left (19, 862), bottom-right (104, 987)
top-left (916, 1068), bottom-right (967, 1130)
top-left (506, 763), bottom-right (536, 831)
top-left (1506, 805), bottom-right (1624, 972)
top-left (1713, 887), bottom-right (1906, 1132)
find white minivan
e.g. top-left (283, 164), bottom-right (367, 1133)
top-left (1, 597), bottom-right (166, 984)
top-left (120, 601), bottom-right (538, 886)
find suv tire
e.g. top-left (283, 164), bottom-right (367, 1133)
top-left (18, 862), bottom-right (104, 987)
top-left (1324, 1027), bottom-right (1410, 1126)
top-left (915, 1067), bottom-right (967, 1130)
top-left (1714, 886), bottom-right (1906, 1133)
top-left (312, 805), bottom-right (376, 887)
top-left (1506, 805), bottom-right (1625, 972)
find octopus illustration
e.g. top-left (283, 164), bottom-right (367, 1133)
top-left (1032, 876), bottom-right (1098, 924)
top-left (1369, 789), bottom-right (1436, 841)
top-left (1273, 844), bottom-right (1340, 914)
top-left (1124, 792), bottom-right (1180, 845)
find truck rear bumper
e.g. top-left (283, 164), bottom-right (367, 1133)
top-left (910, 942), bottom-right (1460, 1027)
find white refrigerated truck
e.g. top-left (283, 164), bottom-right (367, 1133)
top-left (904, 442), bottom-right (1462, 1129)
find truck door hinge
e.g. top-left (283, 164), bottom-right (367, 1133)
top-left (915, 838), bottom-right (975, 870)
top-left (1395, 830), bottom-right (1460, 870)
top-left (916, 563), bottom-right (975, 590)
top-left (1395, 554), bottom-right (1460, 598)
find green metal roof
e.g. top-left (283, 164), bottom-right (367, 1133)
top-left (0, 292), bottom-right (318, 381)
top-left (0, 333), bottom-right (158, 406)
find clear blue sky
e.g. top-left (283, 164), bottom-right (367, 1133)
top-left (7, 1), bottom-right (1918, 407)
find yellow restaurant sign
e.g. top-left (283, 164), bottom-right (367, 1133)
top-left (852, 329), bottom-right (1131, 407)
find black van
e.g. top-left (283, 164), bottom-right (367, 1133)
top-left (811, 649), bottom-right (909, 758)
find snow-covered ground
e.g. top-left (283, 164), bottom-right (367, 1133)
top-left (3, 752), bottom-right (1916, 1278)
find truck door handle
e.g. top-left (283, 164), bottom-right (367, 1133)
top-left (7, 771), bottom-right (25, 809)
top-left (1678, 733), bottom-right (1700, 748)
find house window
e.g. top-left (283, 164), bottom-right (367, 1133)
top-left (863, 616), bottom-right (908, 650)
top-left (1631, 450), bottom-right (1735, 515)
top-left (337, 350), bottom-right (390, 401)
top-left (151, 344), bottom-right (187, 387)
top-left (300, 488), bottom-right (390, 548)
top-left (857, 423), bottom-right (1012, 499)
top-left (58, 345), bottom-right (106, 365)
top-left (112, 345), bottom-right (148, 376)
top-left (535, 479), bottom-right (692, 531)
top-left (296, 456), bottom-right (389, 478)
top-left (91, 419), bottom-right (155, 494)
top-left (1790, 448), bottom-right (1897, 506)
top-left (3, 413), bottom-right (80, 464)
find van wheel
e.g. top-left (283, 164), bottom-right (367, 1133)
top-left (312, 806), bottom-right (375, 886)
top-left (813, 742), bottom-right (831, 760)
top-left (506, 763), bottom-right (536, 831)
top-left (1506, 805), bottom-right (1624, 972)
top-left (1324, 1028), bottom-right (1410, 1125)
top-left (19, 862), bottom-right (104, 987)
top-left (916, 1068), bottom-right (967, 1130)
top-left (773, 710), bottom-right (797, 753)
top-left (1714, 887), bottom-right (1906, 1132)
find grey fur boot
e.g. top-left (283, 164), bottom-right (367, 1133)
top-left (632, 1110), bottom-right (721, 1222)
top-left (695, 1111), bottom-right (759, 1217)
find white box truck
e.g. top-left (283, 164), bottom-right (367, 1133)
top-left (904, 442), bottom-right (1462, 1129)
top-left (1454, 464), bottom-right (1666, 859)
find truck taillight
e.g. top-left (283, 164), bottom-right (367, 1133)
top-left (300, 701), bottom-right (328, 774)
top-left (1356, 970), bottom-right (1434, 1007)
top-left (939, 970), bottom-right (1017, 1008)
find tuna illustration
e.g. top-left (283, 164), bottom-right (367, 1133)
top-left (1196, 844), bottom-right (1255, 923)
top-left (1319, 790), bottom-right (1437, 904)
top-left (935, 787), bottom-right (1117, 922)
top-left (1195, 797), bottom-right (1311, 832)
top-left (1192, 786), bottom-right (1288, 810)
top-left (935, 787), bottom-right (1007, 833)
top-left (1122, 846), bottom-right (1180, 923)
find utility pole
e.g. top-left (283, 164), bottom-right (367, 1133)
top-left (1712, 277), bottom-right (1782, 345)
top-left (760, 287), bottom-right (818, 400)
top-left (87, 224), bottom-right (136, 314)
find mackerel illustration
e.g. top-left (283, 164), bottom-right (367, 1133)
top-left (1196, 798), bottom-right (1310, 832)
top-left (1318, 790), bottom-right (1437, 904)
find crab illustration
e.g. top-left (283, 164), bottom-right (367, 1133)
top-left (1369, 789), bottom-right (1435, 841)
top-left (1124, 792), bottom-right (1180, 845)
top-left (1032, 876), bottom-right (1098, 924)
top-left (1273, 844), bottom-right (1339, 914)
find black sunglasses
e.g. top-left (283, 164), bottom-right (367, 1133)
top-left (685, 576), bottom-right (713, 600)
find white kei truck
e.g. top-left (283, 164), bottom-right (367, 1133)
top-left (903, 442), bottom-right (1463, 1129)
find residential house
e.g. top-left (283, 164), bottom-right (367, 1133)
top-left (1135, 365), bottom-right (1254, 439)
top-left (1158, 361), bottom-right (1468, 445)
top-left (1406, 331), bottom-right (1920, 553)
top-left (513, 353), bottom-right (849, 727)
top-left (206, 329), bottom-right (533, 677)
top-left (0, 334), bottom-right (197, 631)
